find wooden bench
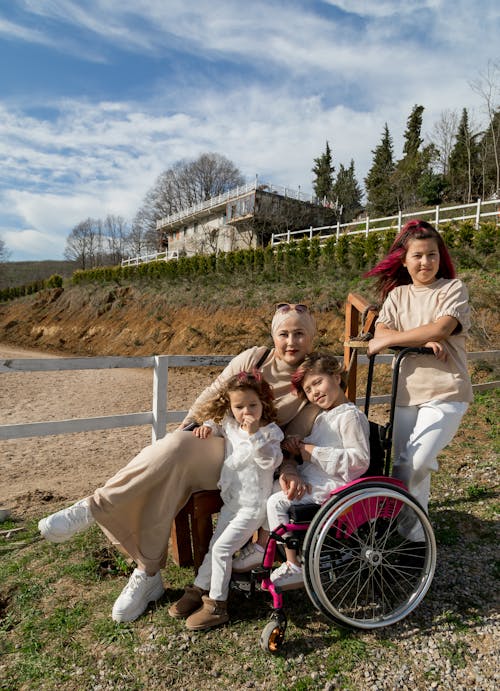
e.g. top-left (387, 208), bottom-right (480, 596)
top-left (170, 490), bottom-right (223, 571)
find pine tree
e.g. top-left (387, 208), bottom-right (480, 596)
top-left (312, 141), bottom-right (335, 202)
top-left (364, 124), bottom-right (398, 216)
top-left (393, 104), bottom-right (426, 209)
top-left (332, 160), bottom-right (363, 221)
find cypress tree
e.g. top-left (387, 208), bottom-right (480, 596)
top-left (365, 124), bottom-right (398, 216)
top-left (312, 141), bottom-right (335, 202)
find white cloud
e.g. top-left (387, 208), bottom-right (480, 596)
top-left (1, 0), bottom-right (498, 260)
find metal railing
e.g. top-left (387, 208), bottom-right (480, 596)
top-left (121, 249), bottom-right (180, 267)
top-left (155, 180), bottom-right (319, 231)
top-left (271, 197), bottom-right (500, 245)
top-left (1, 352), bottom-right (498, 443)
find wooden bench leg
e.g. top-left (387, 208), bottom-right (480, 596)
top-left (169, 491), bottom-right (223, 571)
top-left (170, 498), bottom-right (194, 567)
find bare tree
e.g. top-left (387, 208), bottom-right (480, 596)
top-left (471, 61), bottom-right (500, 196)
top-left (0, 236), bottom-right (10, 263)
top-left (102, 215), bottom-right (128, 265)
top-left (134, 153), bottom-right (245, 248)
top-left (428, 109), bottom-right (459, 176)
top-left (64, 218), bottom-right (99, 269)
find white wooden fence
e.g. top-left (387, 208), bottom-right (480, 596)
top-left (271, 197), bottom-right (500, 245)
top-left (1, 351), bottom-right (498, 443)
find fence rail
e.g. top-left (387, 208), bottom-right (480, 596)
top-left (121, 250), bottom-right (180, 267)
top-left (271, 197), bottom-right (500, 245)
top-left (1, 351), bottom-right (498, 442)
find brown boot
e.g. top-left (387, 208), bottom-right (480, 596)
top-left (168, 585), bottom-right (207, 619)
top-left (185, 595), bottom-right (228, 631)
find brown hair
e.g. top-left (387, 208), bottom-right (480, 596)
top-left (291, 351), bottom-right (347, 400)
top-left (195, 370), bottom-right (278, 424)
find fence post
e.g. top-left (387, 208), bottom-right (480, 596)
top-left (152, 356), bottom-right (168, 442)
top-left (476, 198), bottom-right (482, 229)
top-left (435, 204), bottom-right (440, 228)
top-left (309, 226), bottom-right (313, 239)
top-left (398, 210), bottom-right (402, 232)
top-left (365, 217), bottom-right (369, 236)
top-left (336, 220), bottom-right (340, 241)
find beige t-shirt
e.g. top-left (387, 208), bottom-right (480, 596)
top-left (186, 346), bottom-right (312, 429)
top-left (377, 278), bottom-right (473, 406)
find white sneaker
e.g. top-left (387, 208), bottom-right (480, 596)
top-left (232, 543), bottom-right (265, 573)
top-left (112, 569), bottom-right (165, 623)
top-left (38, 499), bottom-right (95, 543)
top-left (270, 562), bottom-right (304, 590)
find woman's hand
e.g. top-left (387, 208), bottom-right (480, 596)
top-left (298, 441), bottom-right (313, 463)
top-left (282, 435), bottom-right (302, 456)
top-left (193, 425), bottom-right (213, 439)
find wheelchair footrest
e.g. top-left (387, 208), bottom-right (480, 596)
top-left (288, 502), bottom-right (320, 523)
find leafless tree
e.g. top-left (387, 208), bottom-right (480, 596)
top-left (134, 153), bottom-right (245, 246)
top-left (427, 109), bottom-right (459, 176)
top-left (64, 218), bottom-right (99, 269)
top-left (471, 61), bottom-right (500, 196)
top-left (102, 215), bottom-right (128, 265)
top-left (0, 236), bottom-right (10, 263)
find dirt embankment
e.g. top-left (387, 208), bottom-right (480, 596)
top-left (0, 285), bottom-right (346, 357)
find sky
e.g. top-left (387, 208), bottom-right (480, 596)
top-left (0, 1), bottom-right (499, 262)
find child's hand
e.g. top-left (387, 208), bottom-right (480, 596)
top-left (193, 425), bottom-right (213, 439)
top-left (425, 341), bottom-right (447, 361)
top-left (241, 415), bottom-right (259, 435)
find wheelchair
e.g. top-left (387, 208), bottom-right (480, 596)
top-left (232, 347), bottom-right (437, 654)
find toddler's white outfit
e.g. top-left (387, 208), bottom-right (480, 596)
top-left (194, 416), bottom-right (283, 601)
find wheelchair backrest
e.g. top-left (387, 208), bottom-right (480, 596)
top-left (361, 421), bottom-right (387, 478)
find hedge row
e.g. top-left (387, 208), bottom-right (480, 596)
top-left (0, 273), bottom-right (63, 303)
top-left (1, 221), bottom-right (497, 301)
top-left (70, 220), bottom-right (498, 286)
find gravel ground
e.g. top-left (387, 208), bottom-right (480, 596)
top-left (1, 343), bottom-right (498, 690)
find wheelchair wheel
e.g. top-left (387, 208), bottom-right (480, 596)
top-left (260, 612), bottom-right (287, 654)
top-left (302, 482), bottom-right (436, 629)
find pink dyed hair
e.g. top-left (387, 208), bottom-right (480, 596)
top-left (364, 219), bottom-right (456, 299)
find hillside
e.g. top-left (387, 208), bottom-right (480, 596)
top-left (0, 259), bottom-right (77, 290)
top-left (0, 268), bottom-right (498, 359)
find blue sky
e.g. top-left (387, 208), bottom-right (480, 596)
top-left (0, 1), bottom-right (498, 261)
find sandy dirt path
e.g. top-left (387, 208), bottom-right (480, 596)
top-left (0, 344), bottom-right (217, 519)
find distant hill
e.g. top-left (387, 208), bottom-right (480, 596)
top-left (0, 260), bottom-right (78, 290)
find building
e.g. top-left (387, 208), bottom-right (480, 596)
top-left (156, 180), bottom-right (339, 255)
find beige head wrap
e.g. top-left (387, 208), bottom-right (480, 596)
top-left (271, 305), bottom-right (316, 338)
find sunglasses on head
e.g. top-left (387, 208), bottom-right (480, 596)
top-left (275, 303), bottom-right (309, 313)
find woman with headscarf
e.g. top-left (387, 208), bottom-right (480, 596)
top-left (38, 303), bottom-right (319, 622)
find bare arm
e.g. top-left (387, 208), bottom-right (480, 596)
top-left (367, 315), bottom-right (459, 356)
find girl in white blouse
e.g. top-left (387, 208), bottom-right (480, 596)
top-left (266, 351), bottom-right (370, 590)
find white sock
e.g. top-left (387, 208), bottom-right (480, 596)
top-left (287, 561), bottom-right (302, 572)
top-left (253, 543), bottom-right (265, 553)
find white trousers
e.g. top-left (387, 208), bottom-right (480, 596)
top-left (392, 399), bottom-right (468, 540)
top-left (267, 486), bottom-right (319, 533)
top-left (193, 503), bottom-right (264, 601)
